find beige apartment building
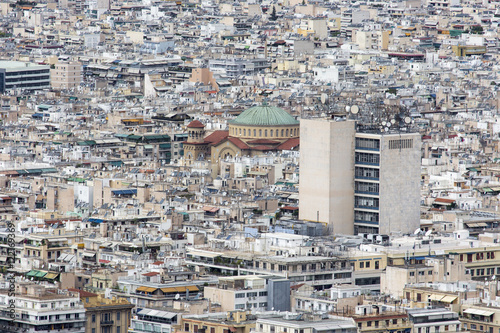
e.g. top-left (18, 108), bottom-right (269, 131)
top-left (51, 61), bottom-right (81, 90)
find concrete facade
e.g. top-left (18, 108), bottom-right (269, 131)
top-left (299, 119), bottom-right (355, 235)
top-left (300, 119), bottom-right (421, 236)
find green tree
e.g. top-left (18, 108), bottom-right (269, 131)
top-left (270, 6), bottom-right (277, 21)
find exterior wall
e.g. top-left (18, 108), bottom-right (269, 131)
top-left (0, 62), bottom-right (50, 93)
top-left (299, 119), bottom-right (355, 234)
top-left (378, 133), bottom-right (421, 235)
top-left (51, 61), bottom-right (82, 90)
top-left (86, 305), bottom-right (132, 333)
top-left (267, 279), bottom-right (290, 312)
top-left (203, 288), bottom-right (236, 312)
top-left (229, 124), bottom-right (299, 140)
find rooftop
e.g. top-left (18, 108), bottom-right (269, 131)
top-left (230, 105), bottom-right (299, 127)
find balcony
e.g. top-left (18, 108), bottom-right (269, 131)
top-left (101, 320), bottom-right (114, 326)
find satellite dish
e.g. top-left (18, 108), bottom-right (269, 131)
top-left (391, 119), bottom-right (396, 124)
top-left (345, 105), bottom-right (351, 112)
top-left (175, 293), bottom-right (180, 299)
top-left (387, 122), bottom-right (391, 127)
top-left (351, 105), bottom-right (359, 114)
top-left (425, 230), bottom-right (432, 237)
top-left (382, 121), bottom-right (387, 126)
top-left (385, 127), bottom-right (389, 132)
top-left (404, 116), bottom-right (411, 124)
top-left (414, 228), bottom-right (422, 235)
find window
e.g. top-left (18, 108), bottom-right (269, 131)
top-left (355, 152), bottom-right (380, 165)
top-left (236, 293), bottom-right (245, 298)
top-left (92, 329), bottom-right (95, 333)
top-left (410, 272), bottom-right (415, 277)
top-left (393, 319), bottom-right (397, 325)
top-left (360, 262), bottom-right (364, 268)
top-left (356, 138), bottom-right (380, 150)
top-left (211, 328), bottom-right (215, 333)
top-left (117, 327), bottom-right (120, 333)
top-left (185, 324), bottom-right (189, 331)
top-left (265, 130), bottom-right (267, 137)
top-left (367, 321), bottom-right (372, 327)
top-left (355, 181), bottom-right (379, 194)
top-left (366, 261), bottom-right (370, 268)
top-left (270, 129), bottom-right (273, 137)
top-left (117, 312), bottom-right (120, 320)
top-left (92, 314), bottom-right (95, 323)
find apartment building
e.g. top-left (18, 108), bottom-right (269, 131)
top-left (0, 283), bottom-right (86, 333)
top-left (204, 276), bottom-right (290, 312)
top-left (51, 61), bottom-right (82, 90)
top-left (0, 61), bottom-right (50, 93)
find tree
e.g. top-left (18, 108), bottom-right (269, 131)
top-left (467, 25), bottom-right (483, 35)
top-left (270, 6), bottom-right (277, 21)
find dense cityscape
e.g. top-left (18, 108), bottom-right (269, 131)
top-left (2, 0), bottom-right (500, 332)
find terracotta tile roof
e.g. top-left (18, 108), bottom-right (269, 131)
top-left (247, 139), bottom-right (281, 145)
top-left (142, 272), bottom-right (160, 276)
top-left (277, 137), bottom-right (300, 150)
top-left (252, 145), bottom-right (275, 151)
top-left (187, 120), bottom-right (204, 128)
top-left (67, 288), bottom-right (98, 298)
top-left (205, 130), bottom-right (229, 146)
top-left (228, 137), bottom-right (250, 150)
top-left (152, 261), bottom-right (164, 265)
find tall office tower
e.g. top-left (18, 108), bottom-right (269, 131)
top-left (299, 118), bottom-right (421, 235)
top-left (354, 131), bottom-right (421, 235)
top-left (299, 119), bottom-right (356, 235)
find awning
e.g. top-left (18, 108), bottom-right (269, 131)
top-left (203, 206), bottom-right (219, 213)
top-left (34, 271), bottom-right (47, 278)
top-left (82, 252), bottom-right (96, 257)
top-left (26, 270), bottom-right (38, 277)
top-left (441, 296), bottom-right (457, 303)
top-left (112, 189), bottom-right (137, 196)
top-left (466, 222), bottom-right (488, 227)
top-left (137, 286), bottom-right (158, 293)
top-left (44, 272), bottom-right (59, 280)
top-left (463, 308), bottom-right (494, 316)
top-left (161, 285), bottom-right (199, 293)
top-left (428, 294), bottom-right (444, 301)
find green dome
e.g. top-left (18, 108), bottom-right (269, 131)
top-left (230, 105), bottom-right (300, 127)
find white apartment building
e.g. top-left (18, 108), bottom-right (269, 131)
top-left (0, 283), bottom-right (86, 333)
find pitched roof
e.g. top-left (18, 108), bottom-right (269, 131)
top-left (247, 138), bottom-right (281, 145)
top-left (187, 120), bottom-right (205, 128)
top-left (228, 137), bottom-right (250, 150)
top-left (142, 272), bottom-right (160, 276)
top-left (252, 145), bottom-right (275, 151)
top-left (205, 130), bottom-right (229, 146)
top-left (277, 138), bottom-right (300, 150)
top-left (67, 288), bottom-right (98, 298)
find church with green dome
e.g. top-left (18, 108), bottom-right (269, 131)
top-left (183, 104), bottom-right (300, 168)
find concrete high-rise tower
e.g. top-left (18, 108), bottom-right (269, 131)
top-left (299, 118), bottom-right (421, 235)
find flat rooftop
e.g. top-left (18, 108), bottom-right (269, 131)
top-left (0, 61), bottom-right (49, 69)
